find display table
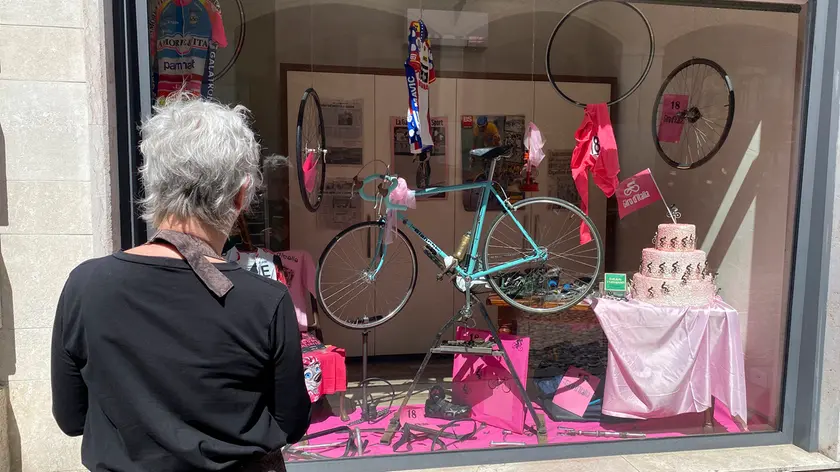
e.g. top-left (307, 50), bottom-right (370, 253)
top-left (591, 298), bottom-right (747, 428)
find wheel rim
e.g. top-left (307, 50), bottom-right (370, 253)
top-left (317, 222), bottom-right (416, 329)
top-left (546, 0), bottom-right (655, 108)
top-left (297, 88), bottom-right (326, 212)
top-left (653, 58), bottom-right (735, 170)
top-left (484, 198), bottom-right (602, 313)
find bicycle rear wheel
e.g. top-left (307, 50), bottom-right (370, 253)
top-left (483, 197), bottom-right (602, 313)
top-left (316, 221), bottom-right (418, 330)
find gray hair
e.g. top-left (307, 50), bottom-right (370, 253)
top-left (139, 93), bottom-right (263, 234)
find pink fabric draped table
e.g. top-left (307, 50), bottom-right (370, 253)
top-left (591, 297), bottom-right (747, 428)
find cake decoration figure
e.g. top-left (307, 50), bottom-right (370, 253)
top-left (681, 236), bottom-right (689, 248)
top-left (658, 262), bottom-right (666, 275)
top-left (669, 204), bottom-right (681, 220)
top-left (671, 262), bottom-right (679, 274)
top-left (661, 281), bottom-right (670, 295)
top-left (681, 272), bottom-right (689, 285)
top-left (670, 237), bottom-right (678, 249)
top-left (647, 287), bottom-right (655, 298)
top-left (659, 236), bottom-right (667, 247)
top-left (646, 262), bottom-right (653, 274)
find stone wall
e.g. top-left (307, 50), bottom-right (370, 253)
top-left (0, 0), bottom-right (118, 470)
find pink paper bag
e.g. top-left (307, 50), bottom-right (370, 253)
top-left (451, 327), bottom-right (531, 434)
top-left (554, 366), bottom-right (601, 416)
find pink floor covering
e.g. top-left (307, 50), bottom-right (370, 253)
top-left (287, 400), bottom-right (748, 461)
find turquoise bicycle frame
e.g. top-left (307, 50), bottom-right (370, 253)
top-left (361, 173), bottom-right (546, 281)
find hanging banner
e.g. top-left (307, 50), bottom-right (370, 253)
top-left (391, 116), bottom-right (448, 198)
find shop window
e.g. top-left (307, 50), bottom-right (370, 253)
top-left (145, 0), bottom-right (806, 464)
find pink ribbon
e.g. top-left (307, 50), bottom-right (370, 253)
top-left (524, 122), bottom-right (546, 168)
top-left (385, 178), bottom-right (416, 244)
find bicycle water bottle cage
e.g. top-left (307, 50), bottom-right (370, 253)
top-left (469, 145), bottom-right (512, 161)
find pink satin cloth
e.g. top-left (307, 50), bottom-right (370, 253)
top-left (385, 178), bottom-right (416, 244)
top-left (592, 298), bottom-right (747, 426)
top-left (302, 151), bottom-right (317, 193)
top-left (524, 122), bottom-right (546, 168)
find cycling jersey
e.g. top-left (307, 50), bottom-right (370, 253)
top-left (405, 20), bottom-right (436, 154)
top-left (150, 0), bottom-right (228, 101)
top-left (473, 122), bottom-right (501, 148)
top-left (571, 103), bottom-right (620, 245)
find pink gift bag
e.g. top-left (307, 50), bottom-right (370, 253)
top-left (451, 326), bottom-right (531, 434)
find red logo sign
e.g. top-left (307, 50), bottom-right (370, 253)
top-left (461, 115), bottom-right (474, 128)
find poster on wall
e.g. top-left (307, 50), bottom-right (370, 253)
top-left (323, 98), bottom-right (364, 165)
top-left (391, 116), bottom-right (448, 199)
top-left (317, 177), bottom-right (362, 230)
top-left (460, 114), bottom-right (526, 211)
top-left (546, 149), bottom-right (580, 207)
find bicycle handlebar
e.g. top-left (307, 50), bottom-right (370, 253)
top-left (355, 174), bottom-right (408, 211)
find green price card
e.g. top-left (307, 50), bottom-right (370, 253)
top-left (604, 273), bottom-right (627, 296)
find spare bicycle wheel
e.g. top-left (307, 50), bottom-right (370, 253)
top-left (296, 88), bottom-right (327, 212)
top-left (546, 0), bottom-right (654, 107)
top-left (652, 58), bottom-right (735, 170)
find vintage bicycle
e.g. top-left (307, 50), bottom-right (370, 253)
top-left (315, 145), bottom-right (603, 330)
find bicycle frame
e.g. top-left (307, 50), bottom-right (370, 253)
top-left (368, 175), bottom-right (545, 281)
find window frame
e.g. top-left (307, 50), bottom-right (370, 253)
top-left (112, 0), bottom-right (837, 469)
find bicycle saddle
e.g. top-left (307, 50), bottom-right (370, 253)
top-left (470, 145), bottom-right (512, 160)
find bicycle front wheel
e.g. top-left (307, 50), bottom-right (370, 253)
top-left (483, 197), bottom-right (602, 313)
top-left (316, 221), bottom-right (418, 330)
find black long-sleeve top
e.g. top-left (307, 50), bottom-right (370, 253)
top-left (51, 252), bottom-right (311, 471)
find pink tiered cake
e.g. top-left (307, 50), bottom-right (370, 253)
top-left (631, 224), bottom-right (715, 307)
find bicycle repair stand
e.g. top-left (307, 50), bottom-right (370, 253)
top-left (379, 300), bottom-right (547, 445)
top-left (352, 328), bottom-right (391, 424)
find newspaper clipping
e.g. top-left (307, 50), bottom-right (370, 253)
top-left (391, 116), bottom-right (448, 199)
top-left (323, 98), bottom-right (364, 165)
top-left (460, 114), bottom-right (526, 211)
top-left (317, 177), bottom-right (362, 230)
top-left (547, 149), bottom-right (579, 206)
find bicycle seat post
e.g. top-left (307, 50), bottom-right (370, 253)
top-left (485, 157), bottom-right (498, 183)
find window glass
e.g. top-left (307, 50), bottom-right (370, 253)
top-left (146, 0), bottom-right (806, 461)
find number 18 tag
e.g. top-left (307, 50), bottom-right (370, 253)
top-left (658, 94), bottom-right (690, 143)
top-left (400, 405), bottom-right (426, 425)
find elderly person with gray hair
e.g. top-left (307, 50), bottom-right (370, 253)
top-left (50, 93), bottom-right (310, 472)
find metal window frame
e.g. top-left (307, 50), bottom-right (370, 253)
top-left (111, 0), bottom-right (837, 469)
